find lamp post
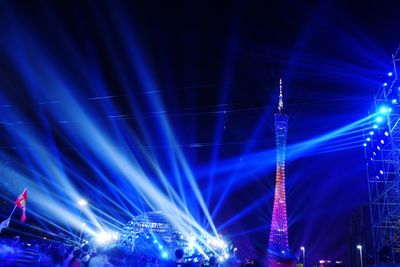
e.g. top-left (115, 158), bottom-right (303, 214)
top-left (300, 246), bottom-right (305, 267)
top-left (357, 245), bottom-right (363, 267)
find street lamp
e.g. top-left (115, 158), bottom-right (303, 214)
top-left (300, 246), bottom-right (305, 267)
top-left (357, 245), bottom-right (363, 267)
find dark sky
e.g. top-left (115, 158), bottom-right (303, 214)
top-left (0, 0), bottom-right (399, 264)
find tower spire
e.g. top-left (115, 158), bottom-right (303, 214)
top-left (278, 79), bottom-right (284, 113)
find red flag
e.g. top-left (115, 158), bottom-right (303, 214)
top-left (14, 189), bottom-right (27, 222)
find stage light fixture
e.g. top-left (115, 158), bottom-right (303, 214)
top-left (380, 107), bottom-right (389, 114)
top-left (388, 72), bottom-right (393, 77)
top-left (383, 82), bottom-right (388, 86)
top-left (78, 199), bottom-right (88, 207)
top-left (369, 131), bottom-right (374, 135)
top-left (96, 232), bottom-right (112, 244)
top-left (363, 143), bottom-right (367, 147)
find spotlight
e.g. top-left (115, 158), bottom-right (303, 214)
top-left (376, 117), bottom-right (383, 123)
top-left (96, 232), bottom-right (112, 244)
top-left (381, 140), bottom-right (384, 144)
top-left (388, 72), bottom-right (393, 77)
top-left (373, 124), bottom-right (378, 129)
top-left (377, 146), bottom-right (381, 150)
top-left (380, 170), bottom-right (384, 174)
top-left (162, 252), bottom-right (168, 258)
top-left (363, 143), bottom-right (367, 147)
top-left (392, 99), bottom-right (397, 104)
top-left (369, 131), bottom-right (374, 135)
top-left (383, 82), bottom-right (388, 87)
top-left (384, 131), bottom-right (389, 136)
top-left (373, 152), bottom-right (376, 156)
top-left (366, 137), bottom-right (371, 141)
top-left (380, 107), bottom-right (389, 114)
top-left (78, 199), bottom-right (88, 207)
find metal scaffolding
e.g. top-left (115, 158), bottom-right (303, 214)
top-left (364, 45), bottom-right (400, 265)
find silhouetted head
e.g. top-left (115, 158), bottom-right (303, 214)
top-left (175, 249), bottom-right (184, 260)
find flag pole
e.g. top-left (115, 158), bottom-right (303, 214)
top-left (8, 205), bottom-right (17, 219)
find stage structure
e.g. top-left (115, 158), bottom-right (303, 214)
top-left (267, 80), bottom-right (295, 266)
top-left (363, 45), bottom-right (400, 265)
top-left (119, 211), bottom-right (232, 261)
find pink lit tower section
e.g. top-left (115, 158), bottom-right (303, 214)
top-left (267, 79), bottom-right (294, 266)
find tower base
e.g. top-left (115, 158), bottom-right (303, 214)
top-left (266, 252), bottom-right (296, 267)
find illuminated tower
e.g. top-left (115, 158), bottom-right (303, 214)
top-left (267, 79), bottom-right (294, 266)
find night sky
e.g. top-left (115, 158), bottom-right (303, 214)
top-left (0, 0), bottom-right (399, 265)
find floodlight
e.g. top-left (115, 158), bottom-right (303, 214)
top-left (96, 232), bottom-right (112, 244)
top-left (379, 107), bottom-right (389, 114)
top-left (78, 199), bottom-right (88, 207)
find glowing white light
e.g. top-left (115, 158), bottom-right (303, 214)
top-left (162, 252), bottom-right (168, 258)
top-left (366, 137), bottom-right (371, 142)
top-left (381, 140), bottom-right (384, 144)
top-left (380, 107), bottom-right (388, 114)
top-left (383, 82), bottom-right (388, 86)
top-left (379, 170), bottom-right (384, 174)
top-left (384, 131), bottom-right (389, 136)
top-left (377, 146), bottom-right (380, 150)
top-left (388, 72), bottom-right (393, 77)
top-left (373, 125), bottom-right (378, 129)
top-left (78, 199), bottom-right (88, 207)
top-left (357, 245), bottom-right (362, 250)
top-left (369, 131), bottom-right (374, 135)
top-left (96, 232), bottom-right (112, 244)
top-left (219, 256), bottom-right (224, 262)
top-left (392, 99), bottom-right (397, 104)
top-left (112, 232), bottom-right (120, 241)
top-left (363, 143), bottom-right (367, 147)
top-left (224, 253), bottom-right (229, 259)
top-left (376, 117), bottom-right (383, 123)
